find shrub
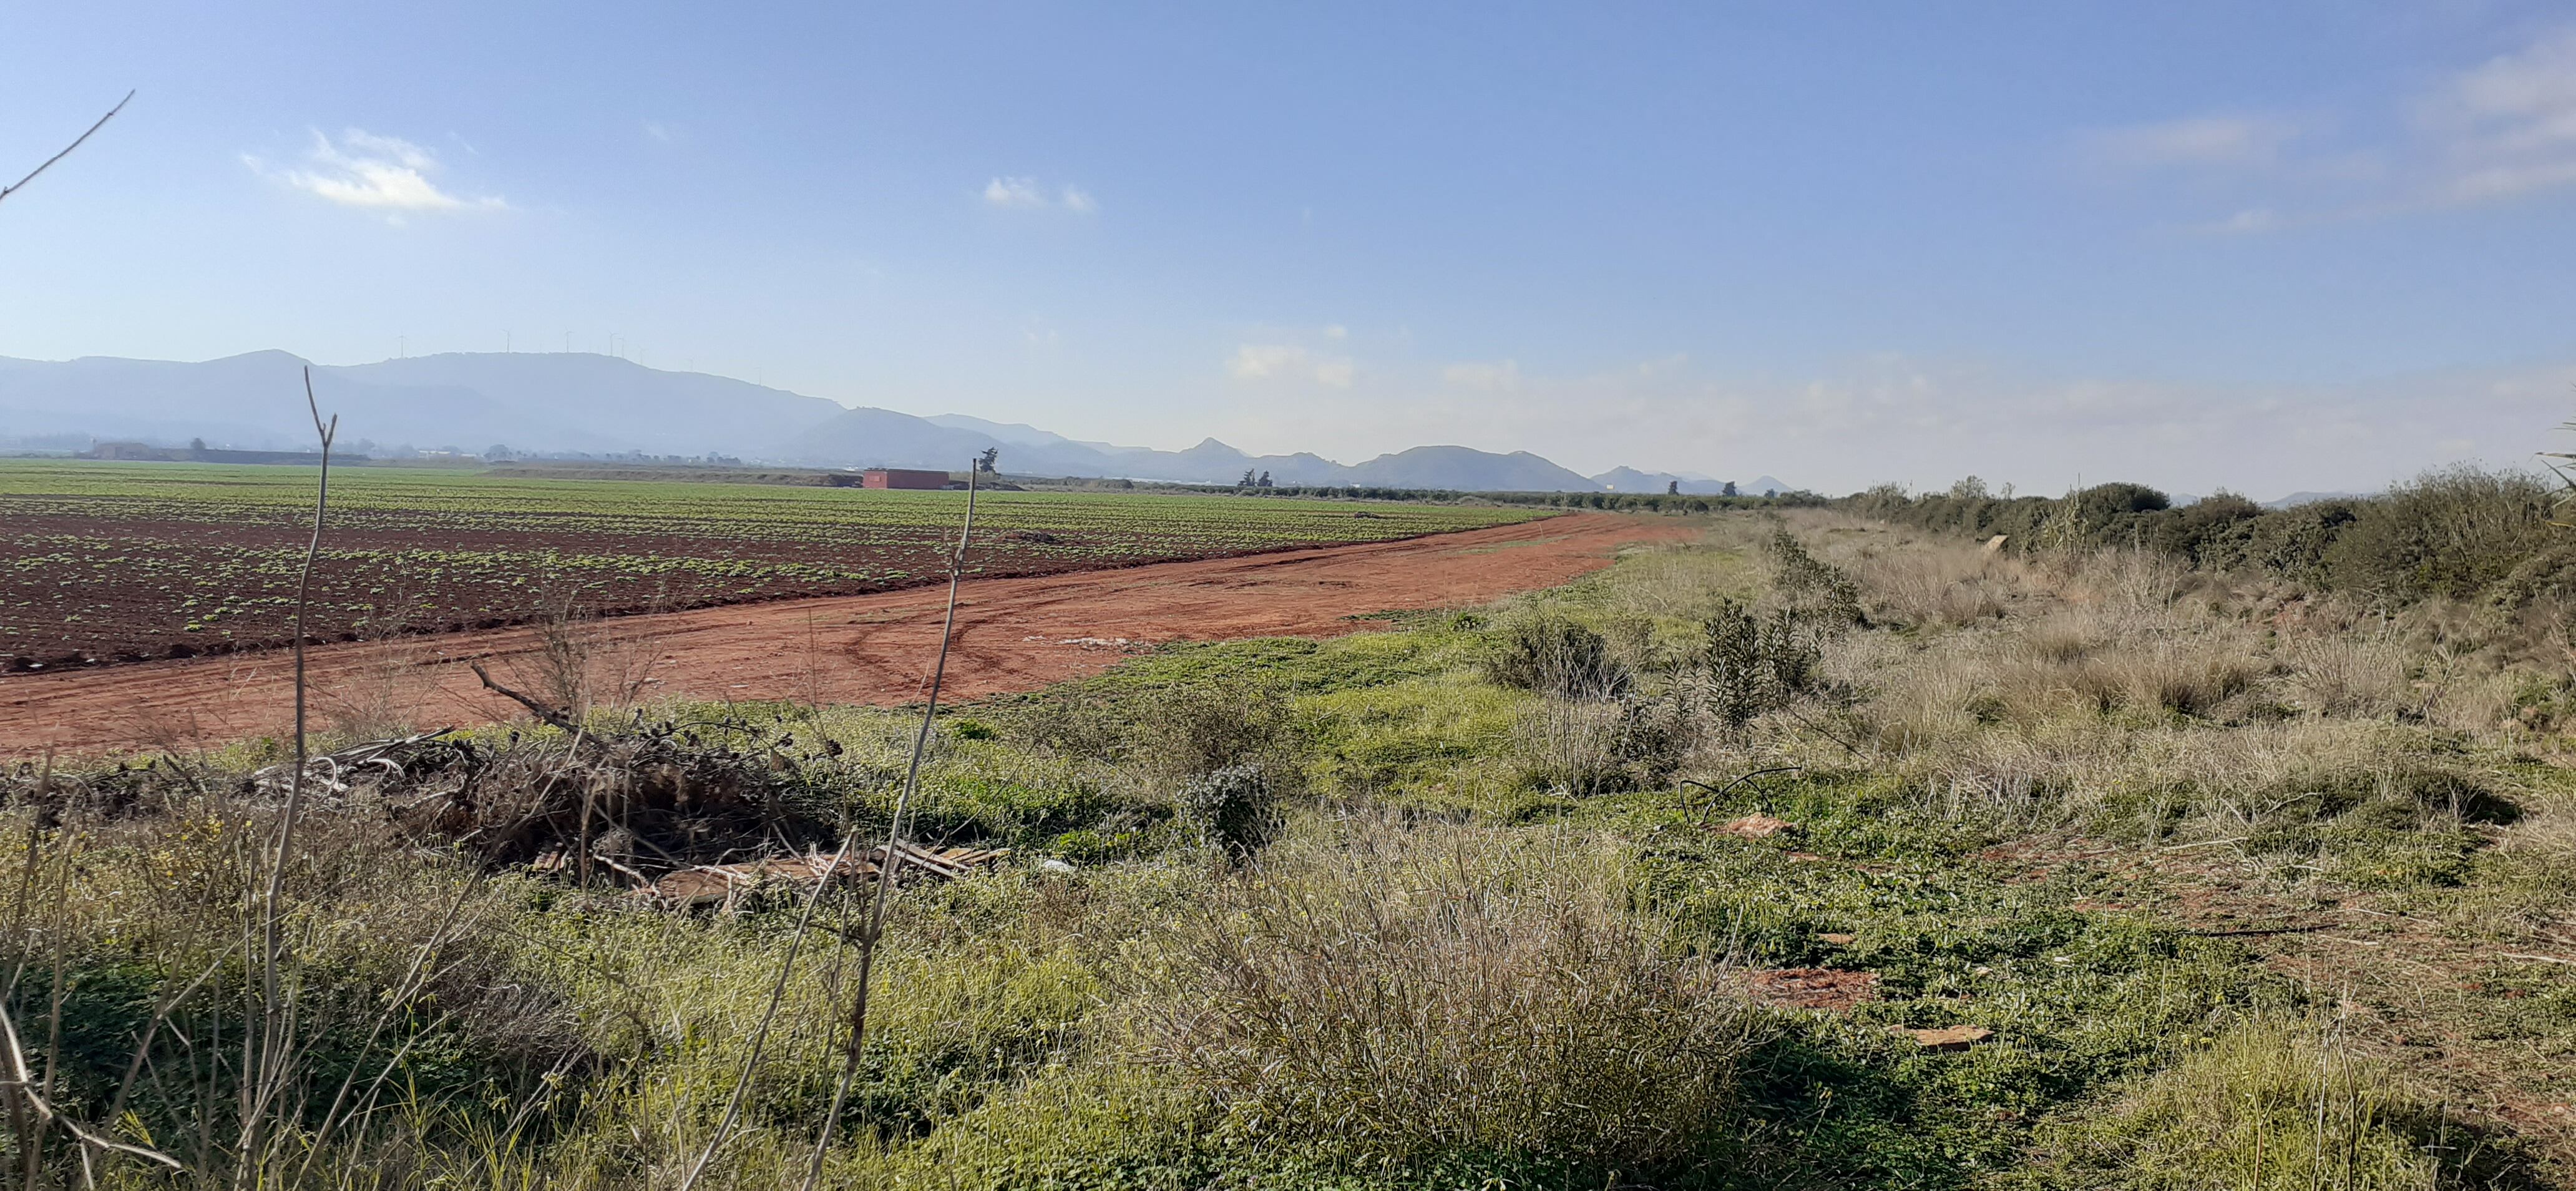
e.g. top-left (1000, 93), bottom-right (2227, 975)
top-left (1764, 529), bottom-right (1863, 629)
top-left (1136, 820), bottom-right (1753, 1166)
top-left (1694, 597), bottom-right (1827, 730)
top-left (1136, 677), bottom-right (1296, 781)
top-left (2321, 468), bottom-right (2555, 603)
top-left (1175, 763), bottom-right (1274, 861)
top-left (1483, 614), bottom-right (1632, 700)
top-left (1014, 674), bottom-right (1299, 784)
top-left (1512, 692), bottom-right (1690, 795)
top-left (2072, 481), bottom-right (2170, 520)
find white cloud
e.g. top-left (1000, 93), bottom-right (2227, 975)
top-left (2088, 114), bottom-right (2304, 168)
top-left (2423, 27), bottom-right (2576, 202)
top-left (2444, 28), bottom-right (2576, 152)
top-left (983, 177), bottom-right (1047, 207)
top-left (2094, 27), bottom-right (2576, 227)
top-left (2446, 158), bottom-right (2576, 203)
top-left (642, 120), bottom-right (673, 143)
top-left (1441, 359), bottom-right (1522, 391)
top-left (1322, 324), bottom-right (1348, 340)
top-left (251, 129), bottom-right (502, 218)
top-left (983, 177), bottom-right (1096, 212)
top-left (1227, 343), bottom-right (1353, 388)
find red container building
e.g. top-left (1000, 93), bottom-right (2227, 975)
top-left (861, 468), bottom-right (951, 489)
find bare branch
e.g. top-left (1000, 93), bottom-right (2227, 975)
top-left (680, 458), bottom-right (987, 1191)
top-left (804, 457), bottom-right (983, 1185)
top-left (246, 365), bottom-right (335, 1165)
top-left (467, 661), bottom-right (582, 735)
top-left (0, 91), bottom-right (134, 208)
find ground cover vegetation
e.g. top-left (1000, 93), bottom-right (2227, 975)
top-left (0, 460), bottom-right (1534, 671)
top-left (6, 494), bottom-right (2576, 1188)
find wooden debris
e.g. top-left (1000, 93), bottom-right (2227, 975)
top-left (1721, 813), bottom-right (1794, 840)
top-left (1818, 932), bottom-right (1857, 945)
top-left (246, 728), bottom-right (459, 796)
top-left (1900, 1025), bottom-right (1992, 1052)
top-left (1981, 534), bottom-right (2008, 556)
top-left (647, 845), bottom-right (1010, 909)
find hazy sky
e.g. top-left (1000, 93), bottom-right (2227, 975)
top-left (5, 2), bottom-right (2574, 496)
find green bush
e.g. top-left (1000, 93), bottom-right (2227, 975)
top-left (1175, 763), bottom-right (1274, 861)
top-left (1482, 614), bottom-right (1632, 700)
top-left (2320, 468), bottom-right (2555, 602)
top-left (1695, 597), bottom-right (1827, 730)
top-left (1840, 466), bottom-right (2576, 612)
top-left (1765, 529), bottom-right (1864, 628)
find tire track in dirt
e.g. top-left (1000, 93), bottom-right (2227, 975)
top-left (1, 513), bottom-right (1688, 758)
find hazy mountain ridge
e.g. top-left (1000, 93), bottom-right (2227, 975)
top-left (1592, 467), bottom-right (1790, 496)
top-left (0, 351), bottom-right (1781, 493)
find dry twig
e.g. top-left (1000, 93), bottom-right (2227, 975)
top-left (804, 456), bottom-right (985, 1184)
top-left (243, 368), bottom-right (334, 1169)
top-left (0, 91), bottom-right (132, 208)
top-left (681, 459), bottom-right (987, 1191)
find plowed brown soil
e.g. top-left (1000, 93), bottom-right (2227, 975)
top-left (1, 512), bottom-right (1687, 758)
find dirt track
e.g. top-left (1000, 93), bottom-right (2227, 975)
top-left (0, 513), bottom-right (1687, 757)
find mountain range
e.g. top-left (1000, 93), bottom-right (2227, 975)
top-left (0, 350), bottom-right (1788, 494)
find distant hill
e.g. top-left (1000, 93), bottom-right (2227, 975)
top-left (0, 351), bottom-right (839, 459)
top-left (0, 350), bottom-right (1782, 494)
top-left (772, 407), bottom-right (997, 469)
top-left (922, 413), bottom-right (1113, 453)
top-left (1342, 446), bottom-right (1598, 491)
top-left (1591, 467), bottom-right (1793, 496)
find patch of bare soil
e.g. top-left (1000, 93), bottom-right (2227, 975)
top-left (0, 513), bottom-right (1690, 758)
top-left (1741, 968), bottom-right (1880, 1011)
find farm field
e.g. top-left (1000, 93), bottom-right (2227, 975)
top-left (0, 459), bottom-right (1538, 671)
top-left (1, 512), bottom-right (1678, 755)
top-left (11, 510), bottom-right (2575, 1187)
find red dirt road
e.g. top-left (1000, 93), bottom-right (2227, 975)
top-left (1, 513), bottom-right (1688, 757)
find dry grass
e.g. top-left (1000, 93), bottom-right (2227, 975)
top-left (1737, 517), bottom-right (2572, 861)
top-left (1840, 533), bottom-right (2027, 627)
top-left (1511, 695), bottom-right (1630, 794)
top-left (2280, 632), bottom-right (2416, 718)
top-left (503, 582), bottom-right (670, 721)
top-left (1133, 815), bottom-right (1753, 1164)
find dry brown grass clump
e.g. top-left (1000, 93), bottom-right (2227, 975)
top-left (1134, 817), bottom-right (1752, 1164)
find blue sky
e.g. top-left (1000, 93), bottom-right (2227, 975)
top-left (4, 2), bottom-right (2574, 495)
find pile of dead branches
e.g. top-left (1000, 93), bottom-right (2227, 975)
top-left (374, 718), bottom-right (863, 880)
top-left (4, 714), bottom-right (889, 894)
